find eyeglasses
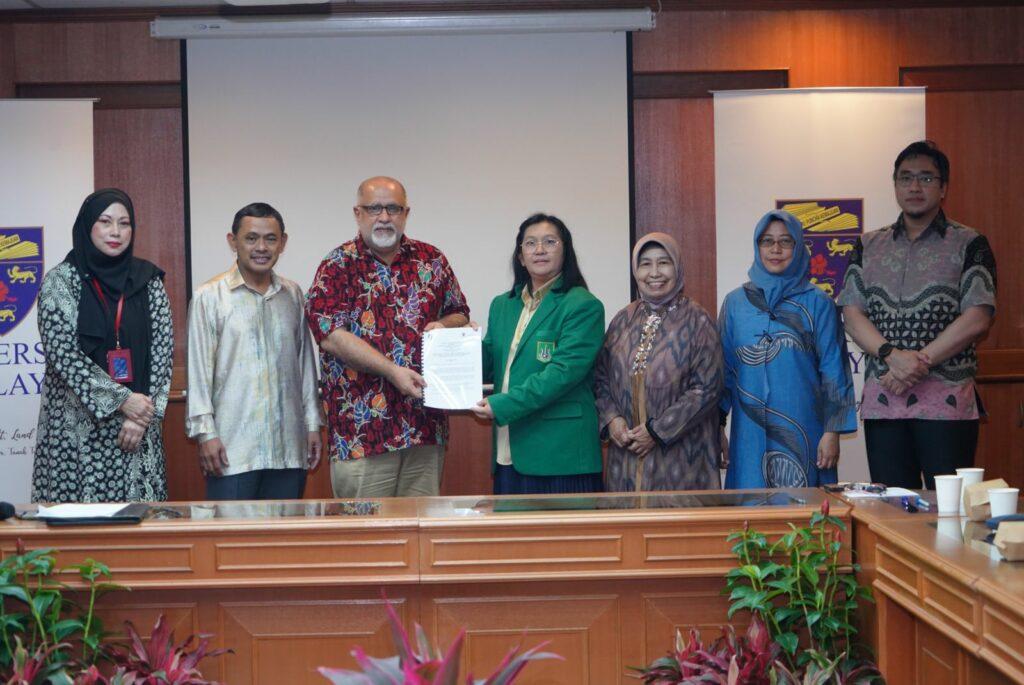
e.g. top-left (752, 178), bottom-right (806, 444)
top-left (895, 173), bottom-right (941, 187)
top-left (757, 237), bottom-right (796, 250)
top-left (521, 237), bottom-right (561, 253)
top-left (359, 204), bottom-right (406, 216)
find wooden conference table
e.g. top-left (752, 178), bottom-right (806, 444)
top-left (2, 489), bottom-right (1022, 684)
top-left (851, 495), bottom-right (1024, 684)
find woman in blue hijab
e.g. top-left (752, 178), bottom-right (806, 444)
top-left (718, 210), bottom-right (857, 488)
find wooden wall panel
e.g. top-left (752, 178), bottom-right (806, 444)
top-left (924, 89), bottom-right (1024, 350)
top-left (94, 106), bottom-right (188, 364)
top-left (633, 11), bottom-right (794, 74)
top-left (784, 10), bottom-right (899, 87)
top-left (896, 7), bottom-right (1024, 66)
top-left (631, 98), bottom-right (716, 314)
top-left (632, 10), bottom-right (899, 86)
top-left (441, 414), bottom-right (493, 496)
top-left (12, 21), bottom-right (179, 83)
top-left (974, 383), bottom-right (1024, 489)
top-left (0, 24), bottom-right (13, 97)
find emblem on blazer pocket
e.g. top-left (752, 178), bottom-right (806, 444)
top-left (536, 341), bottom-right (556, 363)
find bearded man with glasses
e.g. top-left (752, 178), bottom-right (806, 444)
top-left (838, 140), bottom-right (997, 489)
top-left (305, 176), bottom-right (469, 497)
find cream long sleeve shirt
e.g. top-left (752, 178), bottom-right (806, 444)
top-left (186, 265), bottom-right (323, 475)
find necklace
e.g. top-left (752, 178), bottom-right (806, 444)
top-left (631, 302), bottom-right (678, 375)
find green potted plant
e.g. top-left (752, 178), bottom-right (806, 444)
top-left (724, 498), bottom-right (880, 678)
top-left (633, 501), bottom-right (883, 684)
top-left (1, 540), bottom-right (227, 685)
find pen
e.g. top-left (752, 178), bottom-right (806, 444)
top-left (914, 496), bottom-right (931, 511)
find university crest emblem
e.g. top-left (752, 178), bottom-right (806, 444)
top-left (536, 340), bottom-right (555, 363)
top-left (0, 227), bottom-right (44, 336)
top-left (775, 200), bottom-right (863, 300)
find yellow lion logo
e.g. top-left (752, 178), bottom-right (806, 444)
top-left (826, 239), bottom-right (854, 257)
top-left (0, 305), bottom-right (16, 322)
top-left (6, 265), bottom-right (37, 284)
top-left (811, 278), bottom-right (835, 298)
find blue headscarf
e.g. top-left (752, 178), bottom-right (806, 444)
top-left (747, 209), bottom-right (813, 311)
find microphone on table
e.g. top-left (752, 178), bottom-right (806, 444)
top-left (0, 501), bottom-right (16, 521)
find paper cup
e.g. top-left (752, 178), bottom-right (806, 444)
top-left (989, 488), bottom-right (1020, 519)
top-left (934, 475), bottom-right (964, 515)
top-left (956, 467), bottom-right (985, 514)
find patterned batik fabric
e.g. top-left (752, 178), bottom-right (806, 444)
top-left (594, 294), bottom-right (724, 492)
top-left (837, 212), bottom-right (997, 420)
top-left (304, 235), bottom-right (469, 462)
top-left (719, 283), bottom-right (857, 489)
top-left (32, 262), bottom-right (173, 503)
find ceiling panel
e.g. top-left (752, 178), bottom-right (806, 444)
top-left (29, 0), bottom-right (226, 7)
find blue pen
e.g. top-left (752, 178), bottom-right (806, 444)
top-left (915, 496), bottom-right (931, 511)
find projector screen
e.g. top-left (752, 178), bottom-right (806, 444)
top-left (185, 32), bottom-right (631, 327)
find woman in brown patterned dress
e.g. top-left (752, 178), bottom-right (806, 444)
top-left (594, 232), bottom-right (723, 491)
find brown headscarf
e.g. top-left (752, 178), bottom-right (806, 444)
top-left (631, 232), bottom-right (684, 307)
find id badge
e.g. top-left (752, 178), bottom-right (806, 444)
top-left (107, 348), bottom-right (134, 383)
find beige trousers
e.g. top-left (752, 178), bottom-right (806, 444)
top-left (330, 443), bottom-right (444, 498)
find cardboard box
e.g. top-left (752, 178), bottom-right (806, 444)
top-left (994, 521), bottom-right (1024, 561)
top-left (964, 478), bottom-right (1010, 522)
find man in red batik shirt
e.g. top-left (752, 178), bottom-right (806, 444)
top-left (305, 176), bottom-right (469, 497)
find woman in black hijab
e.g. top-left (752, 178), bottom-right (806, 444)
top-left (32, 188), bottom-right (173, 503)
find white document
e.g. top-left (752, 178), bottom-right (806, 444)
top-left (36, 503), bottom-right (127, 519)
top-left (422, 328), bottom-right (483, 410)
top-left (842, 487), bottom-right (918, 499)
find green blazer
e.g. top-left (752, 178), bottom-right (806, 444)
top-left (482, 282), bottom-right (605, 477)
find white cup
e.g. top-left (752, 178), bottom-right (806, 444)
top-left (989, 487), bottom-right (1020, 519)
top-left (956, 467), bottom-right (985, 514)
top-left (934, 475), bottom-right (964, 515)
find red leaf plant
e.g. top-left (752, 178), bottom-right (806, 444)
top-left (631, 614), bottom-right (781, 685)
top-left (106, 616), bottom-right (231, 685)
top-left (319, 596), bottom-right (561, 685)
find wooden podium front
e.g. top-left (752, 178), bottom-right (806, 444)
top-left (0, 490), bottom-right (843, 684)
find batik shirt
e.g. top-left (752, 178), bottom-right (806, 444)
top-left (837, 211), bottom-right (997, 420)
top-left (305, 235), bottom-right (469, 461)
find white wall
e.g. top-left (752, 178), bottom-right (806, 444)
top-left (186, 32), bottom-right (632, 325)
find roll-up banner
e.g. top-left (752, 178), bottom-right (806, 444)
top-left (0, 100), bottom-right (94, 504)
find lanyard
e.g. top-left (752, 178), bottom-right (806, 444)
top-left (91, 279), bottom-right (126, 349)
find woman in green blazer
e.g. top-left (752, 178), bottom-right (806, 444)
top-left (471, 213), bottom-right (605, 495)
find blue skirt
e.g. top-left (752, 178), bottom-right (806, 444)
top-left (493, 464), bottom-right (604, 495)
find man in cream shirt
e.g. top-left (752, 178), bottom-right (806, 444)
top-left (187, 202), bottom-right (323, 499)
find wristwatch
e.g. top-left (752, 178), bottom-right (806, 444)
top-left (877, 342), bottom-right (895, 361)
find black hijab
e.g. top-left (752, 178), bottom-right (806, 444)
top-left (64, 188), bottom-right (163, 394)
